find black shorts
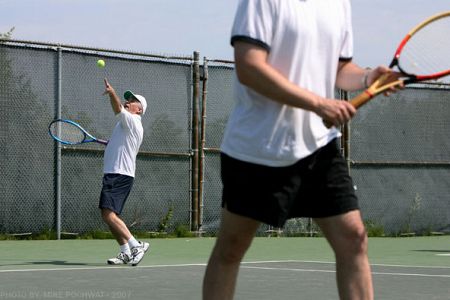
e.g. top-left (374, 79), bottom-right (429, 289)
top-left (221, 139), bottom-right (359, 227)
top-left (99, 174), bottom-right (134, 215)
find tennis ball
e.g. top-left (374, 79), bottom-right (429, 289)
top-left (97, 59), bottom-right (105, 68)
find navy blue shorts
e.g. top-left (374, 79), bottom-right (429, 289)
top-left (221, 139), bottom-right (359, 227)
top-left (99, 174), bottom-right (134, 215)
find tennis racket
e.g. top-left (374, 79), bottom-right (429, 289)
top-left (48, 119), bottom-right (108, 145)
top-left (326, 11), bottom-right (450, 127)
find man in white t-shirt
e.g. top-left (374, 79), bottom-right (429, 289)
top-left (99, 78), bottom-right (150, 266)
top-left (203, 1), bottom-right (400, 299)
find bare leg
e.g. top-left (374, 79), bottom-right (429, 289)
top-left (314, 210), bottom-right (373, 300)
top-left (101, 208), bottom-right (132, 245)
top-left (203, 209), bottom-right (260, 300)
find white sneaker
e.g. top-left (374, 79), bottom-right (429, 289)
top-left (130, 241), bottom-right (150, 266)
top-left (107, 252), bottom-right (131, 265)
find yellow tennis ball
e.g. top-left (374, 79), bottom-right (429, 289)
top-left (97, 59), bottom-right (105, 68)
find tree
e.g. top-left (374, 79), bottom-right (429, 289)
top-left (0, 26), bottom-right (55, 233)
top-left (0, 27), bottom-right (15, 40)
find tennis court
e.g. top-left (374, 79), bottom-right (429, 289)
top-left (1, 236), bottom-right (449, 299)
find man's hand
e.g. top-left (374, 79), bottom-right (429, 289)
top-left (103, 78), bottom-right (115, 96)
top-left (316, 97), bottom-right (356, 128)
top-left (366, 67), bottom-right (404, 96)
top-left (103, 78), bottom-right (122, 114)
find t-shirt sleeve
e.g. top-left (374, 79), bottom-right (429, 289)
top-left (339, 0), bottom-right (353, 61)
top-left (230, 0), bottom-right (277, 52)
top-left (117, 108), bottom-right (138, 132)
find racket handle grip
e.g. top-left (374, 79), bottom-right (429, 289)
top-left (323, 90), bottom-right (374, 128)
top-left (97, 139), bottom-right (109, 145)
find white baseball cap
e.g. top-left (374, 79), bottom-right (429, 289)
top-left (124, 90), bottom-right (147, 115)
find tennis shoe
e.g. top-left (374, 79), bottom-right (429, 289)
top-left (130, 241), bottom-right (150, 266)
top-left (107, 252), bottom-right (131, 265)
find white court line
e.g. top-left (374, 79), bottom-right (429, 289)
top-left (0, 263), bottom-right (207, 273)
top-left (241, 266), bottom-right (450, 278)
top-left (280, 260), bottom-right (450, 269)
top-left (370, 262), bottom-right (450, 269)
top-left (371, 271), bottom-right (450, 278)
top-left (0, 260), bottom-right (449, 276)
top-left (243, 260), bottom-right (450, 269)
top-left (242, 265), bottom-right (335, 274)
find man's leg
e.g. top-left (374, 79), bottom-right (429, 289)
top-left (101, 208), bottom-right (149, 265)
top-left (203, 208), bottom-right (260, 300)
top-left (314, 210), bottom-right (373, 300)
top-left (101, 208), bottom-right (132, 245)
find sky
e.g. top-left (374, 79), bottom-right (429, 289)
top-left (0, 0), bottom-right (449, 67)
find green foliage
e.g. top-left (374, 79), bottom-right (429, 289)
top-left (0, 234), bottom-right (29, 240)
top-left (34, 229), bottom-right (57, 240)
top-left (158, 205), bottom-right (174, 233)
top-left (364, 220), bottom-right (385, 237)
top-left (404, 193), bottom-right (422, 234)
top-left (79, 230), bottom-right (114, 239)
top-left (174, 224), bottom-right (195, 238)
top-left (0, 229), bottom-right (56, 240)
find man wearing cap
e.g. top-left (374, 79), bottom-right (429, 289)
top-left (99, 78), bottom-right (149, 266)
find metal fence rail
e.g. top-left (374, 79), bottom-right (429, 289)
top-left (1, 39), bottom-right (449, 237)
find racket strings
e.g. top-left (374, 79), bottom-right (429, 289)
top-left (399, 16), bottom-right (450, 81)
top-left (50, 121), bottom-right (85, 144)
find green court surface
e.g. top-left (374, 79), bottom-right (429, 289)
top-left (0, 237), bottom-right (449, 299)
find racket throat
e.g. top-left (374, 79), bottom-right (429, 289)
top-left (364, 90), bottom-right (374, 98)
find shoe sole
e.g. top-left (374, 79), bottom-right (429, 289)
top-left (107, 261), bottom-right (128, 265)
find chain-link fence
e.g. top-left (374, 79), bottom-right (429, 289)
top-left (347, 87), bottom-right (450, 234)
top-left (1, 40), bottom-right (449, 237)
top-left (0, 40), bottom-right (194, 238)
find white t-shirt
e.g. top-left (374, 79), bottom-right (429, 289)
top-left (221, 0), bottom-right (353, 167)
top-left (103, 108), bottom-right (143, 177)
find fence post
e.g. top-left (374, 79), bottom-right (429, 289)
top-left (191, 51), bottom-right (200, 232)
top-left (198, 57), bottom-right (209, 235)
top-left (55, 46), bottom-right (62, 240)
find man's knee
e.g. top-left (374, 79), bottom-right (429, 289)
top-left (214, 235), bottom-right (252, 264)
top-left (339, 225), bottom-right (369, 257)
top-left (101, 208), bottom-right (116, 224)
